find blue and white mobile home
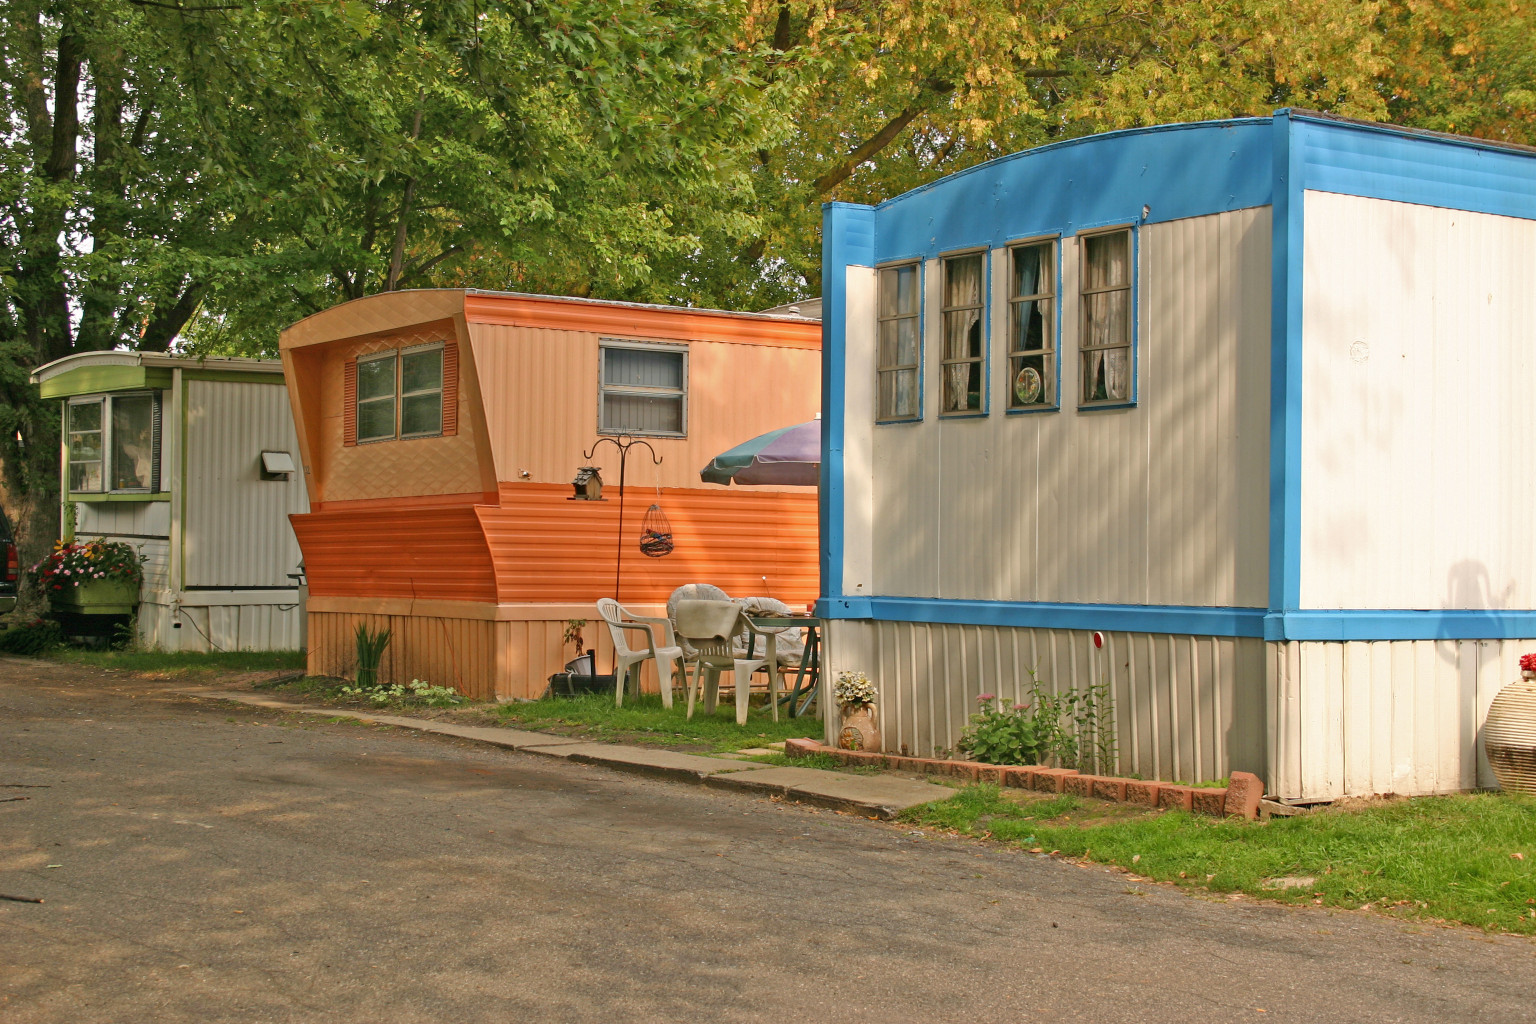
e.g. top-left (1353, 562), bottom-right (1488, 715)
top-left (819, 110), bottom-right (1536, 802)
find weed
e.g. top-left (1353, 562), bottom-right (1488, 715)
top-left (340, 678), bottom-right (463, 707)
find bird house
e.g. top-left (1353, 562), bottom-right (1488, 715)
top-left (570, 465), bottom-right (604, 501)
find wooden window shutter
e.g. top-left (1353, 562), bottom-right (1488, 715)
top-left (343, 358), bottom-right (358, 446)
top-left (441, 341), bottom-right (459, 436)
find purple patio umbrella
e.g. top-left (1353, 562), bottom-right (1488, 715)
top-left (699, 418), bottom-right (820, 486)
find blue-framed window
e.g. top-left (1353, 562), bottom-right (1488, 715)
top-left (1079, 227), bottom-right (1135, 407)
top-left (939, 251), bottom-right (986, 416)
top-left (1007, 239), bottom-right (1057, 411)
top-left (876, 262), bottom-right (922, 421)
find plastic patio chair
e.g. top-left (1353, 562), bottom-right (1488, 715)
top-left (672, 598), bottom-right (781, 725)
top-left (595, 597), bottom-right (685, 708)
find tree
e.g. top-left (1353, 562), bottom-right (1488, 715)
top-left (0, 0), bottom-right (780, 564)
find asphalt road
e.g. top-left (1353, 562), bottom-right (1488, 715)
top-left (3, 657), bottom-right (1534, 1024)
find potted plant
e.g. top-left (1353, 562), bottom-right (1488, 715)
top-left (29, 540), bottom-right (144, 615)
top-left (834, 670), bottom-right (880, 752)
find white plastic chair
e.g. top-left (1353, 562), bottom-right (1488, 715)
top-left (672, 598), bottom-right (781, 725)
top-left (596, 598), bottom-right (685, 708)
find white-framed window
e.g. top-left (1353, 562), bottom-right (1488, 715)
top-left (355, 342), bottom-right (445, 443)
top-left (940, 251), bottom-right (986, 415)
top-left (599, 341), bottom-right (687, 436)
top-left (399, 343), bottom-right (445, 438)
top-left (1079, 227), bottom-right (1134, 406)
top-left (356, 351), bottom-right (398, 443)
top-left (67, 392), bottom-right (160, 493)
top-left (1008, 239), bottom-right (1057, 410)
top-left (876, 262), bottom-right (921, 421)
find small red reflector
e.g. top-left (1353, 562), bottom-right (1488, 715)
top-left (4, 543), bottom-right (16, 583)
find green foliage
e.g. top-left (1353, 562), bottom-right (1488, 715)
top-left (340, 677), bottom-right (463, 708)
top-left (353, 622), bottom-right (392, 688)
top-left (957, 675), bottom-right (1116, 774)
top-left (46, 647), bottom-right (304, 676)
top-left (0, 618), bottom-right (64, 656)
top-left (905, 784), bottom-right (1536, 935)
top-left (956, 697), bottom-right (1043, 766)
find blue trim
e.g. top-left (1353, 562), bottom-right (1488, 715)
top-left (818, 596), bottom-right (1266, 638)
top-left (820, 202), bottom-right (876, 607)
top-left (1267, 609), bottom-right (1536, 642)
top-left (1269, 113), bottom-right (1305, 619)
top-left (1289, 112), bottom-right (1536, 222)
top-left (870, 120), bottom-right (1274, 263)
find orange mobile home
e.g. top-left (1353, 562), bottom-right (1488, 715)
top-left (280, 290), bottom-right (821, 699)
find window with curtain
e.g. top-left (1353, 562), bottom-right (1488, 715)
top-left (876, 263), bottom-right (921, 420)
top-left (1080, 229), bottom-right (1133, 405)
top-left (600, 342), bottom-right (687, 436)
top-left (1009, 240), bottom-right (1056, 410)
top-left (941, 253), bottom-right (985, 415)
top-left (67, 393), bottom-right (161, 493)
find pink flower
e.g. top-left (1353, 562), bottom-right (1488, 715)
top-left (976, 693), bottom-right (996, 703)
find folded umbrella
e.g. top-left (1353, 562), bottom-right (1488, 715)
top-left (700, 418), bottom-right (820, 486)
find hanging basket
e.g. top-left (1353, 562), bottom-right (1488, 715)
top-left (639, 503), bottom-right (674, 557)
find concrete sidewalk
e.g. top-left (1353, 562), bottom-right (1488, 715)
top-left (182, 689), bottom-right (954, 819)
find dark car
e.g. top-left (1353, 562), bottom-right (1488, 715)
top-left (0, 505), bottom-right (17, 616)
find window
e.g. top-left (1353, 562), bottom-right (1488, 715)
top-left (67, 393), bottom-right (160, 493)
top-left (354, 343), bottom-right (445, 443)
top-left (1080, 229), bottom-right (1133, 405)
top-left (599, 342), bottom-right (686, 436)
top-left (1008, 240), bottom-right (1056, 410)
top-left (876, 263), bottom-right (920, 420)
top-left (940, 253), bottom-right (986, 415)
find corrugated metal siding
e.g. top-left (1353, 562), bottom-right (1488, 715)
top-left (183, 381), bottom-right (308, 587)
top-left (479, 483), bottom-right (819, 606)
top-left (1300, 192), bottom-right (1536, 609)
top-left (467, 322), bottom-right (822, 490)
top-left (862, 208), bottom-right (1271, 607)
top-left (306, 608), bottom-right (657, 700)
top-left (1268, 637), bottom-right (1523, 801)
top-left (155, 601), bottom-right (303, 653)
top-left (825, 619), bottom-right (1264, 784)
top-left (292, 504), bottom-right (498, 601)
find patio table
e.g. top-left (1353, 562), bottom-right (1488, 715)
top-left (744, 613), bottom-right (821, 718)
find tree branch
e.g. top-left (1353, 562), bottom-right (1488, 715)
top-left (385, 101), bottom-right (426, 292)
top-left (396, 245), bottom-right (464, 288)
top-left (45, 32), bottom-right (83, 183)
top-left (812, 79), bottom-right (955, 195)
top-left (126, 1), bottom-right (244, 11)
top-left (138, 280), bottom-right (207, 352)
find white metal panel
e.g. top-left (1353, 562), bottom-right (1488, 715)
top-left (1300, 192), bottom-right (1536, 609)
top-left (183, 381), bottom-right (309, 588)
top-left (1267, 637), bottom-right (1518, 800)
top-left (824, 619), bottom-right (1264, 785)
top-left (862, 208), bottom-right (1270, 608)
top-left (841, 266), bottom-right (877, 598)
top-left (75, 500), bottom-right (170, 539)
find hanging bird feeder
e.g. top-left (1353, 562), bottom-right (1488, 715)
top-left (639, 504), bottom-right (674, 557)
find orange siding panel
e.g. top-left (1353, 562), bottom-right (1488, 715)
top-left (478, 483), bottom-right (819, 606)
top-left (292, 505), bottom-right (497, 602)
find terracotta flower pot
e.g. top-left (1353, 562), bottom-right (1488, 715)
top-left (838, 703), bottom-right (880, 752)
top-left (1486, 673), bottom-right (1536, 795)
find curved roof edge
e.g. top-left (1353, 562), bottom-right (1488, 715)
top-left (31, 350), bottom-right (283, 385)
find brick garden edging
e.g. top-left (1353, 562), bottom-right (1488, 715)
top-left (784, 738), bottom-right (1265, 820)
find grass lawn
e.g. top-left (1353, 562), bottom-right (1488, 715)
top-left (489, 694), bottom-right (823, 753)
top-left (903, 783), bottom-right (1536, 934)
top-left (44, 647), bottom-right (306, 678)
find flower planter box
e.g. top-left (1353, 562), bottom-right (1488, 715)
top-left (48, 577), bottom-right (140, 616)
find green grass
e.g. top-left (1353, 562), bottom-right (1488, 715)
top-left (492, 694), bottom-right (822, 752)
top-left (744, 751), bottom-right (883, 774)
top-left (45, 647), bottom-right (305, 677)
top-left (903, 783), bottom-right (1536, 934)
